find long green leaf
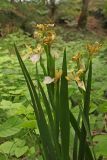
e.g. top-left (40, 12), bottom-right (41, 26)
top-left (44, 44), bottom-right (55, 77)
top-left (15, 45), bottom-right (57, 160)
top-left (38, 81), bottom-right (54, 129)
top-left (38, 81), bottom-right (61, 160)
top-left (73, 112), bottom-right (80, 160)
top-left (44, 44), bottom-right (55, 110)
top-left (69, 110), bottom-right (81, 139)
top-left (69, 110), bottom-right (93, 159)
top-left (78, 60), bottom-right (93, 160)
top-left (79, 106), bottom-right (96, 160)
top-left (54, 82), bottom-right (60, 141)
top-left (60, 49), bottom-right (70, 160)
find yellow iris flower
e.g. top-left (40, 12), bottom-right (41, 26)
top-left (72, 52), bottom-right (81, 62)
top-left (54, 70), bottom-right (62, 82)
top-left (87, 42), bottom-right (102, 56)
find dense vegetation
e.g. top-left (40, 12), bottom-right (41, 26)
top-left (0, 0), bottom-right (107, 160)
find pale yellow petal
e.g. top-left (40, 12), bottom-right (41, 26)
top-left (77, 80), bottom-right (86, 91)
top-left (43, 76), bottom-right (54, 84)
top-left (30, 54), bottom-right (40, 63)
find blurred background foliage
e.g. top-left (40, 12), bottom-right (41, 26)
top-left (0, 0), bottom-right (107, 160)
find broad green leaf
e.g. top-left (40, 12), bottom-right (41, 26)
top-left (21, 120), bottom-right (36, 129)
top-left (98, 101), bottom-right (107, 113)
top-left (0, 139), bottom-right (28, 158)
top-left (8, 89), bottom-right (23, 95)
top-left (0, 100), bottom-right (12, 110)
top-left (0, 116), bottom-right (22, 137)
top-left (89, 103), bottom-right (97, 114)
top-left (15, 146), bottom-right (28, 158)
top-left (94, 135), bottom-right (107, 158)
top-left (0, 141), bottom-right (14, 154)
top-left (29, 146), bottom-right (35, 155)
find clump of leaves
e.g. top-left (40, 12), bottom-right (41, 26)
top-left (15, 24), bottom-right (102, 160)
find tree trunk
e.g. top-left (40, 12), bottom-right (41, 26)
top-left (78, 0), bottom-right (89, 29)
top-left (50, 0), bottom-right (56, 20)
top-left (11, 0), bottom-right (15, 3)
top-left (46, 0), bottom-right (56, 21)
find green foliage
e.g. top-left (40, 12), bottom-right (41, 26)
top-left (0, 138), bottom-right (28, 158)
top-left (0, 30), bottom-right (107, 160)
top-left (0, 0), bottom-right (14, 10)
top-left (60, 50), bottom-right (70, 160)
top-left (15, 35), bottom-right (103, 160)
top-left (0, 116), bottom-right (22, 137)
top-left (103, 0), bottom-right (107, 15)
top-left (0, 0), bottom-right (106, 160)
top-left (94, 135), bottom-right (107, 158)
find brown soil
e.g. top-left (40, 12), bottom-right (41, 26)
top-left (57, 15), bottom-right (107, 42)
top-left (87, 16), bottom-right (107, 37)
